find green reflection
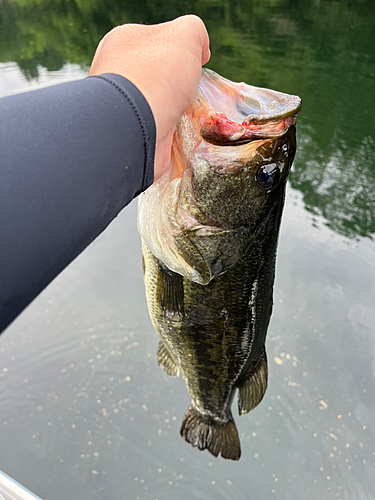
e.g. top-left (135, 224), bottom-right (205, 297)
top-left (0, 0), bottom-right (374, 239)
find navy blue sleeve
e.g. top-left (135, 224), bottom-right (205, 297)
top-left (0, 73), bottom-right (156, 333)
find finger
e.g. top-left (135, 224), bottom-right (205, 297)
top-left (172, 15), bottom-right (210, 65)
top-left (202, 43), bottom-right (211, 66)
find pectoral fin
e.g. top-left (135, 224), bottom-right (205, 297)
top-left (238, 353), bottom-right (268, 415)
top-left (157, 340), bottom-right (179, 377)
top-left (156, 261), bottom-right (184, 315)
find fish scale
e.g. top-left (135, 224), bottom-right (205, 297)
top-left (138, 68), bottom-right (300, 460)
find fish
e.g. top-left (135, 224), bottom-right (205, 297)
top-left (137, 68), bottom-right (301, 460)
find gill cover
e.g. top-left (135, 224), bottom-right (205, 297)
top-left (137, 165), bottom-right (245, 285)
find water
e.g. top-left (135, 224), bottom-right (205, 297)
top-left (1, 0), bottom-right (375, 498)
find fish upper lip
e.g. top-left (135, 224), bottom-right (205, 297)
top-left (242, 97), bottom-right (302, 125)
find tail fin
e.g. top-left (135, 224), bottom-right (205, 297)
top-left (180, 405), bottom-right (241, 460)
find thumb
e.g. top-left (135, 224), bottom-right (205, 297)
top-left (170, 15), bottom-right (210, 65)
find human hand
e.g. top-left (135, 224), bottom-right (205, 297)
top-left (89, 15), bottom-right (210, 180)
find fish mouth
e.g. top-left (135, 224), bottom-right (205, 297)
top-left (197, 68), bottom-right (301, 146)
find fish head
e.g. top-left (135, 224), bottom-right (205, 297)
top-left (186, 126), bottom-right (297, 229)
top-left (175, 68), bottom-right (300, 229)
top-left (138, 69), bottom-right (301, 284)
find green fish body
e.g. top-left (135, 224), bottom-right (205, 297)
top-left (138, 69), bottom-right (300, 460)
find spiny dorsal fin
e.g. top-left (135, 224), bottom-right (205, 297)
top-left (157, 340), bottom-right (179, 377)
top-left (180, 405), bottom-right (241, 460)
top-left (238, 353), bottom-right (268, 415)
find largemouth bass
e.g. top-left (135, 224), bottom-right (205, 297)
top-left (138, 68), bottom-right (301, 460)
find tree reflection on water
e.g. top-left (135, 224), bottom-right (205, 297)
top-left (1, 0), bottom-right (374, 239)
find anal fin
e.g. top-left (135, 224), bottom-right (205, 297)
top-left (157, 340), bottom-right (179, 377)
top-left (238, 353), bottom-right (268, 415)
top-left (180, 405), bottom-right (241, 460)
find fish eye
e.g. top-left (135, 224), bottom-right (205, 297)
top-left (256, 163), bottom-right (280, 190)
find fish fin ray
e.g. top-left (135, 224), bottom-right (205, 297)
top-left (156, 261), bottom-right (184, 315)
top-left (157, 340), bottom-right (179, 377)
top-left (141, 252), bottom-right (146, 276)
top-left (238, 352), bottom-right (268, 415)
top-left (180, 405), bottom-right (241, 460)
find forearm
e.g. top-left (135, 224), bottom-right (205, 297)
top-left (0, 74), bottom-right (156, 333)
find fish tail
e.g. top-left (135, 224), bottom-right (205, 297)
top-left (180, 405), bottom-right (241, 460)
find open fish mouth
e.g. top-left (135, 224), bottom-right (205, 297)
top-left (195, 68), bottom-right (301, 146)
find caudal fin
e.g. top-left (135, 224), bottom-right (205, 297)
top-left (180, 405), bottom-right (241, 460)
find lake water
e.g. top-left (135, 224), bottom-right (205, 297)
top-left (0, 1), bottom-right (374, 499)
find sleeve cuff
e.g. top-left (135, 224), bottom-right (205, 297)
top-left (89, 72), bottom-right (156, 193)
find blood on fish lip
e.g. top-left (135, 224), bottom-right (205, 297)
top-left (200, 112), bottom-right (297, 146)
